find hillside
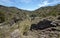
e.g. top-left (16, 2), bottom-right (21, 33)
top-left (0, 4), bottom-right (60, 23)
top-left (30, 4), bottom-right (60, 17)
top-left (0, 4), bottom-right (60, 38)
top-left (0, 5), bottom-right (31, 23)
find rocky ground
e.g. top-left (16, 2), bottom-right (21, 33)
top-left (10, 27), bottom-right (60, 38)
top-left (9, 16), bottom-right (60, 38)
top-left (0, 16), bottom-right (60, 38)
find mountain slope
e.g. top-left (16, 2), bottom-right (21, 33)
top-left (0, 4), bottom-right (60, 38)
top-left (0, 5), bottom-right (31, 23)
top-left (30, 4), bottom-right (60, 17)
top-left (0, 4), bottom-right (60, 23)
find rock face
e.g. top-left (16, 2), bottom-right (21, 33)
top-left (30, 19), bottom-right (56, 30)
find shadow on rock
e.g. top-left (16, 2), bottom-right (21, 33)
top-left (30, 19), bottom-right (56, 30)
